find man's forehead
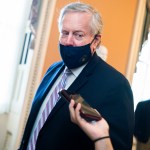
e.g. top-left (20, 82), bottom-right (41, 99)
top-left (61, 12), bottom-right (92, 32)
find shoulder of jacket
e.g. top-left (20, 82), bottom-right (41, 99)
top-left (45, 61), bottom-right (64, 74)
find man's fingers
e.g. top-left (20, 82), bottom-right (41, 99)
top-left (75, 103), bottom-right (87, 125)
top-left (69, 99), bottom-right (76, 123)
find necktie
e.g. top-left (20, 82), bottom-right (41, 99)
top-left (27, 68), bottom-right (71, 150)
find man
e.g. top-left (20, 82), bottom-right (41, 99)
top-left (19, 2), bottom-right (134, 150)
top-left (134, 100), bottom-right (150, 150)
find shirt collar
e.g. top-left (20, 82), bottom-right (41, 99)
top-left (65, 63), bottom-right (87, 77)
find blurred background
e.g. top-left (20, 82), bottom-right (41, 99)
top-left (0, 0), bottom-right (150, 149)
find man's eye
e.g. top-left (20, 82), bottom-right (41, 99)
top-left (74, 33), bottom-right (84, 39)
top-left (61, 32), bottom-right (69, 37)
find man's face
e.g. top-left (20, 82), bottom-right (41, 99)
top-left (59, 12), bottom-right (100, 54)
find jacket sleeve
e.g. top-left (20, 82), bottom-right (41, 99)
top-left (134, 102), bottom-right (149, 143)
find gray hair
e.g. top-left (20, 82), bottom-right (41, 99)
top-left (58, 2), bottom-right (103, 35)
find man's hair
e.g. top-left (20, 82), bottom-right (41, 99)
top-left (58, 2), bottom-right (103, 35)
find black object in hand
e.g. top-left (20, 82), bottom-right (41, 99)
top-left (59, 89), bottom-right (102, 121)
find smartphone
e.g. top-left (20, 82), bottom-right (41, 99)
top-left (59, 89), bottom-right (102, 121)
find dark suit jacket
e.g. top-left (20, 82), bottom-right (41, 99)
top-left (134, 100), bottom-right (150, 143)
top-left (19, 53), bottom-right (134, 150)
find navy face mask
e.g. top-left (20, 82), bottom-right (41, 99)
top-left (59, 43), bottom-right (93, 69)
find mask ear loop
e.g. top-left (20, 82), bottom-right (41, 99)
top-left (90, 34), bottom-right (101, 54)
top-left (90, 34), bottom-right (101, 48)
top-left (90, 35), bottom-right (97, 45)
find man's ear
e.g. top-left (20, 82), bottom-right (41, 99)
top-left (95, 34), bottom-right (101, 42)
top-left (93, 34), bottom-right (101, 48)
top-left (91, 34), bottom-right (101, 53)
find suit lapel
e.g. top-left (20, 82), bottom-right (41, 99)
top-left (68, 53), bottom-right (99, 92)
top-left (32, 64), bottom-right (65, 118)
top-left (22, 63), bottom-right (65, 147)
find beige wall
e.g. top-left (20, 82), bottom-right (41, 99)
top-left (42, 0), bottom-right (138, 77)
top-left (0, 114), bottom-right (8, 150)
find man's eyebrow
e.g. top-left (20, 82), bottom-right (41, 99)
top-left (73, 30), bottom-right (85, 34)
top-left (61, 29), bottom-right (68, 32)
top-left (73, 30), bottom-right (83, 32)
